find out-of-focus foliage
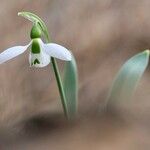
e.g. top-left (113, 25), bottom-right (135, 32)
top-left (107, 50), bottom-right (150, 109)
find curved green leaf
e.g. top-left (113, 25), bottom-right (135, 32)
top-left (107, 50), bottom-right (150, 109)
top-left (18, 11), bottom-right (50, 41)
top-left (63, 53), bottom-right (78, 119)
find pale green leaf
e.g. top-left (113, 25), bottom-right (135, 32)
top-left (63, 53), bottom-right (78, 119)
top-left (107, 50), bottom-right (150, 109)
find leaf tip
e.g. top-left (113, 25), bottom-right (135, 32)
top-left (18, 12), bottom-right (21, 16)
top-left (143, 49), bottom-right (150, 56)
top-left (18, 12), bottom-right (24, 16)
top-left (18, 11), bottom-right (29, 17)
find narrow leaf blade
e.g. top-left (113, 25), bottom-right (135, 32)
top-left (107, 50), bottom-right (150, 109)
top-left (63, 53), bottom-right (78, 119)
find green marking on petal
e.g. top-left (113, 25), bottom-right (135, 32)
top-left (31, 39), bottom-right (41, 54)
top-left (34, 59), bottom-right (40, 64)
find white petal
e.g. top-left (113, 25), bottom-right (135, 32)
top-left (0, 43), bottom-right (31, 64)
top-left (43, 43), bottom-right (72, 61)
top-left (29, 51), bottom-right (50, 68)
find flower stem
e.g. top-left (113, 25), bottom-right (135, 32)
top-left (45, 35), bottom-right (69, 119)
top-left (51, 57), bottom-right (69, 118)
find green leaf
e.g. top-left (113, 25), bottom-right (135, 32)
top-left (63, 53), bottom-right (78, 119)
top-left (18, 11), bottom-right (50, 42)
top-left (107, 50), bottom-right (150, 109)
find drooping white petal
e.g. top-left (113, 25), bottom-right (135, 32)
top-left (29, 50), bottom-right (50, 68)
top-left (0, 43), bottom-right (31, 64)
top-left (42, 43), bottom-right (72, 61)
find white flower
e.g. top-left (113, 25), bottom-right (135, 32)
top-left (0, 38), bottom-right (72, 67)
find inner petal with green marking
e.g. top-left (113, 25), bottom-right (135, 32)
top-left (31, 38), bottom-right (41, 54)
top-left (29, 39), bottom-right (50, 67)
top-left (29, 51), bottom-right (50, 68)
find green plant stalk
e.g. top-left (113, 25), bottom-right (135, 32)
top-left (44, 32), bottom-right (69, 119)
top-left (51, 57), bottom-right (69, 118)
top-left (18, 12), bottom-right (69, 119)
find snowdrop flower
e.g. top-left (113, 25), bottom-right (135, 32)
top-left (0, 24), bottom-right (72, 67)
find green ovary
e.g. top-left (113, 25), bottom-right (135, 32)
top-left (30, 24), bottom-right (42, 39)
top-left (31, 39), bottom-right (41, 54)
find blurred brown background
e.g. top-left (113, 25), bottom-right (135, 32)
top-left (1, 0), bottom-right (150, 149)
